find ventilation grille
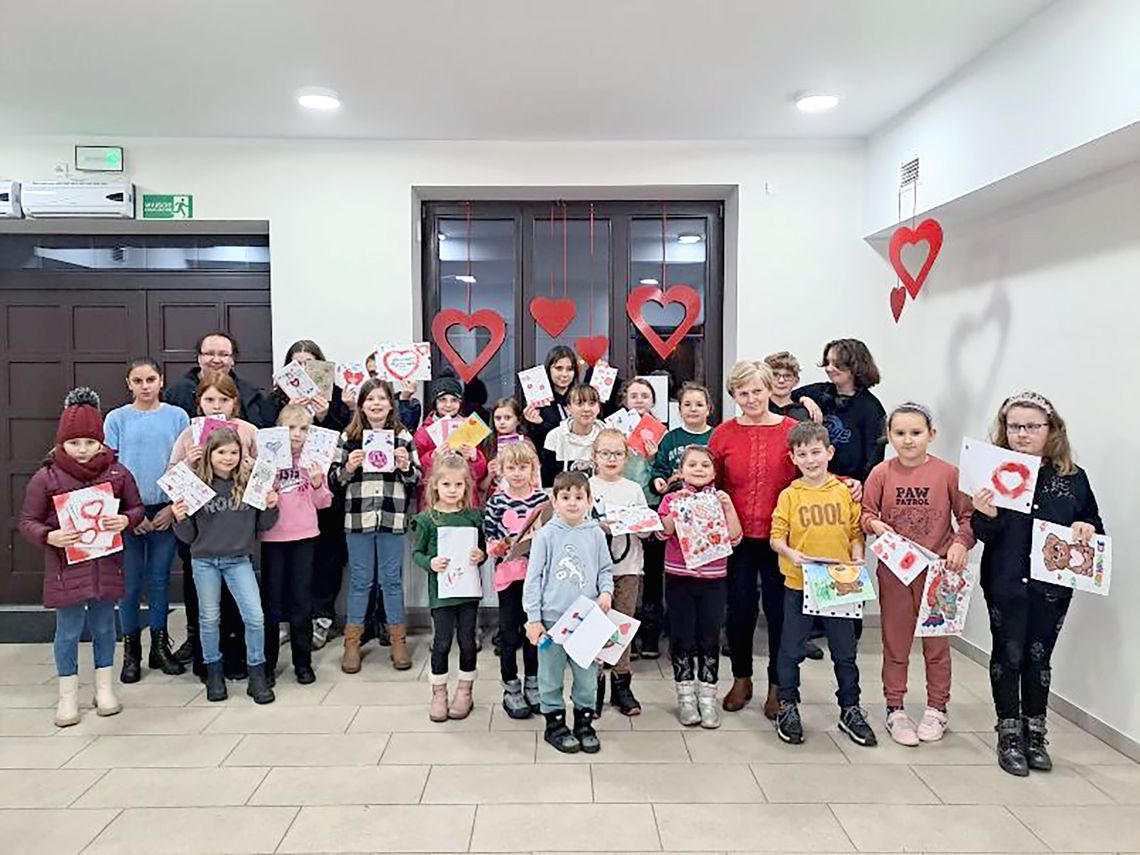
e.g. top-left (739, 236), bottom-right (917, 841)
top-left (900, 157), bottom-right (920, 188)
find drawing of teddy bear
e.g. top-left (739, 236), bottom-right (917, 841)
top-left (922, 563), bottom-right (967, 628)
top-left (1041, 532), bottom-right (1094, 577)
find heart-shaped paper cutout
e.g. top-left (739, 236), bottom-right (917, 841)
top-left (342, 368), bottom-right (365, 386)
top-left (889, 218), bottom-right (943, 299)
top-left (502, 508), bottom-right (527, 533)
top-left (381, 348), bottom-right (423, 382)
top-left (890, 285), bottom-right (907, 323)
top-left (574, 335), bottom-right (609, 366)
top-left (430, 308), bottom-right (507, 384)
top-left (529, 297), bottom-right (576, 338)
top-left (626, 284), bottom-right (700, 360)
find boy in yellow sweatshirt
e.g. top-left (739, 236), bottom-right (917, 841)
top-left (769, 422), bottom-right (876, 748)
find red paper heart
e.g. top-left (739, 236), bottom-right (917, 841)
top-left (430, 309), bottom-right (507, 384)
top-left (574, 335), bottom-right (609, 366)
top-left (529, 297), bottom-right (576, 338)
top-left (626, 284), bottom-right (700, 360)
top-left (890, 285), bottom-right (907, 323)
top-left (889, 218), bottom-right (943, 299)
top-left (343, 369), bottom-right (365, 386)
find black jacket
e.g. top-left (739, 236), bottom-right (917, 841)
top-left (165, 367), bottom-right (275, 428)
top-left (972, 462), bottom-right (1103, 602)
top-left (794, 382), bottom-right (886, 483)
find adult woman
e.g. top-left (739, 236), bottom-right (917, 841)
top-left (708, 360), bottom-right (798, 718)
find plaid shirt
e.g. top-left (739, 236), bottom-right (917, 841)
top-left (330, 429), bottom-right (421, 533)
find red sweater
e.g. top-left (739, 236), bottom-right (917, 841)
top-left (860, 455), bottom-right (976, 557)
top-left (709, 417), bottom-right (797, 539)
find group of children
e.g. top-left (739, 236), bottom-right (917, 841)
top-left (18, 338), bottom-right (1102, 777)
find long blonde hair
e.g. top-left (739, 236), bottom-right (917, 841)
top-left (426, 452), bottom-right (475, 513)
top-left (988, 391), bottom-right (1075, 475)
top-left (193, 427), bottom-right (250, 502)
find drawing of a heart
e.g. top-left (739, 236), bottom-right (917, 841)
top-left (342, 368), bottom-right (365, 387)
top-left (79, 499), bottom-right (105, 521)
top-left (900, 552), bottom-right (916, 570)
top-left (573, 335), bottom-right (609, 366)
top-left (502, 508), bottom-right (527, 533)
top-left (889, 218), bottom-right (943, 299)
top-left (431, 309), bottom-right (507, 384)
top-left (890, 285), bottom-right (907, 323)
top-left (264, 440), bottom-right (284, 458)
top-left (529, 297), bottom-right (576, 338)
top-left (626, 284), bottom-right (700, 360)
top-left (618, 622), bottom-right (632, 635)
top-left (992, 461), bottom-right (1032, 499)
top-left (77, 528), bottom-right (100, 545)
top-left (381, 348), bottom-right (423, 382)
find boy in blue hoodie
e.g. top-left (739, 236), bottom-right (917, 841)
top-left (525, 471), bottom-right (614, 754)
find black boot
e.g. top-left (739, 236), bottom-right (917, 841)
top-left (1024, 715), bottom-right (1052, 772)
top-left (377, 622), bottom-right (391, 647)
top-left (610, 671), bottom-right (642, 716)
top-left (573, 707), bottom-right (601, 754)
top-left (205, 662), bottom-right (227, 702)
top-left (595, 671), bottom-right (606, 717)
top-left (997, 718), bottom-right (1029, 777)
top-left (120, 631), bottom-right (142, 684)
top-left (246, 663), bottom-right (276, 705)
top-left (640, 605), bottom-right (660, 660)
top-left (173, 631), bottom-right (194, 666)
top-left (543, 710), bottom-right (580, 754)
top-left (148, 628), bottom-right (186, 675)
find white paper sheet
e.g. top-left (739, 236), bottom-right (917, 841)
top-left (299, 425), bottom-right (340, 473)
top-left (1030, 519), bottom-right (1111, 596)
top-left (255, 427), bottom-right (293, 470)
top-left (157, 462), bottom-right (217, 516)
top-left (362, 429), bottom-right (395, 473)
top-left (436, 527), bottom-right (482, 598)
top-left (518, 365), bottom-right (554, 407)
top-left (273, 361), bottom-right (320, 401)
top-left (958, 437), bottom-right (1041, 514)
top-left (243, 458), bottom-right (277, 511)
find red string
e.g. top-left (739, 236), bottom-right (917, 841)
top-left (588, 203), bottom-right (595, 335)
top-left (465, 201), bottom-right (473, 314)
top-left (549, 203), bottom-right (556, 297)
top-left (561, 202), bottom-right (568, 299)
top-left (661, 201), bottom-right (669, 288)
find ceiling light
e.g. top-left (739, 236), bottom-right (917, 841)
top-left (296, 87), bottom-right (341, 111)
top-left (456, 274), bottom-right (477, 284)
top-left (795, 93), bottom-right (839, 113)
top-left (677, 234), bottom-right (702, 244)
top-left (437, 234), bottom-right (447, 241)
top-left (639, 278), bottom-right (659, 285)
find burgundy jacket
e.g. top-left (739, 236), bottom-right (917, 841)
top-left (19, 454), bottom-right (145, 609)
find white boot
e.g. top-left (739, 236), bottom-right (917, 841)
top-left (697, 682), bottom-right (721, 729)
top-left (676, 680), bottom-right (700, 726)
top-left (55, 675), bottom-right (81, 728)
top-left (92, 666), bottom-right (122, 717)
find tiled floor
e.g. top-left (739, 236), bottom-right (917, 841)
top-left (1, 614), bottom-right (1138, 854)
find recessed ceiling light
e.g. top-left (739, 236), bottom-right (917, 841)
top-left (437, 234), bottom-right (447, 241)
top-left (296, 87), bottom-right (341, 111)
top-left (795, 93), bottom-right (839, 113)
top-left (677, 234), bottom-right (702, 244)
top-left (639, 278), bottom-right (659, 285)
top-left (456, 274), bottom-right (477, 284)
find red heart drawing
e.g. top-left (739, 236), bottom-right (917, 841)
top-left (991, 461), bottom-right (1032, 499)
top-left (430, 309), bottom-right (507, 384)
top-left (619, 622), bottom-right (632, 634)
top-left (889, 218), bottom-right (943, 299)
top-left (574, 335), bottom-right (609, 366)
top-left (529, 297), bottom-right (576, 338)
top-left (381, 347), bottom-right (423, 382)
top-left (78, 499), bottom-right (105, 521)
top-left (890, 285), bottom-right (907, 323)
top-left (343, 369), bottom-right (365, 387)
top-left (626, 284), bottom-right (700, 360)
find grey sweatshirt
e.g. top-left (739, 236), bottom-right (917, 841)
top-left (173, 477), bottom-right (278, 558)
top-left (523, 516), bottom-right (615, 623)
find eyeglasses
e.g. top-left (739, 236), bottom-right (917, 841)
top-left (772, 372), bottom-right (798, 382)
top-left (200, 351), bottom-right (233, 359)
top-left (1006, 422), bottom-right (1048, 435)
top-left (595, 450), bottom-right (626, 460)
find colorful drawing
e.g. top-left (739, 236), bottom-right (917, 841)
top-left (362, 429), bottom-right (395, 473)
top-left (870, 530), bottom-right (935, 586)
top-left (602, 407), bottom-right (639, 437)
top-left (51, 483), bottom-right (123, 565)
top-left (604, 504), bottom-right (663, 536)
top-left (597, 608), bottom-right (641, 666)
top-left (273, 360), bottom-right (321, 402)
top-left (299, 425), bottom-right (339, 474)
top-left (672, 490), bottom-right (733, 570)
top-left (589, 361), bottom-right (619, 403)
top-left (436, 527), bottom-right (483, 598)
top-left (548, 596), bottom-right (624, 669)
top-left (915, 561), bottom-right (974, 637)
top-left (1030, 519), bottom-right (1111, 596)
top-left (446, 413), bottom-right (492, 451)
top-left (336, 362), bottom-right (368, 401)
top-left (157, 462), bottom-right (216, 516)
top-left (627, 412), bottom-right (667, 457)
top-left (304, 360), bottom-right (336, 399)
top-left (803, 562), bottom-right (876, 609)
top-left (425, 416), bottom-right (462, 448)
top-left (517, 365), bottom-right (554, 407)
top-left (958, 437), bottom-right (1041, 514)
top-left (255, 427), bottom-right (293, 470)
top-left (374, 343), bottom-right (432, 383)
top-left (192, 415), bottom-right (238, 447)
top-left (802, 573), bottom-right (864, 619)
top-left (243, 458), bottom-right (277, 511)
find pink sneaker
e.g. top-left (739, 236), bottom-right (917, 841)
top-left (885, 709), bottom-right (920, 746)
top-left (916, 707), bottom-right (948, 742)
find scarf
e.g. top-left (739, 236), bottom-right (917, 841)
top-left (51, 446), bottom-right (115, 484)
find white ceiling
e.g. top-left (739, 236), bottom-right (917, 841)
top-left (1, 0), bottom-right (1050, 141)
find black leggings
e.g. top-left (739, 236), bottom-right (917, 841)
top-left (498, 580), bottom-right (537, 682)
top-left (986, 584), bottom-right (1071, 719)
top-left (431, 601), bottom-right (479, 676)
top-left (261, 538), bottom-right (315, 672)
top-left (725, 537), bottom-right (784, 684)
top-left (667, 575), bottom-right (726, 684)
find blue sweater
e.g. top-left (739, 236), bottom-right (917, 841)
top-left (523, 516), bottom-right (614, 623)
top-left (104, 403), bottom-right (189, 505)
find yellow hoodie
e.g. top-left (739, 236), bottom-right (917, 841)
top-left (770, 475), bottom-right (863, 590)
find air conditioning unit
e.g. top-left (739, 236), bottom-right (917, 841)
top-left (0, 180), bottom-right (21, 218)
top-left (21, 181), bottom-right (135, 219)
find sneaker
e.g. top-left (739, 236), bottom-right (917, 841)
top-left (523, 676), bottom-right (541, 713)
top-left (839, 705), bottom-right (878, 747)
top-left (886, 709), bottom-right (920, 747)
top-left (776, 701), bottom-right (804, 744)
top-left (311, 617), bottom-right (332, 651)
top-left (501, 679), bottom-right (531, 720)
top-left (916, 707), bottom-right (949, 742)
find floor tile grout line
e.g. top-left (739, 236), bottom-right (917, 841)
top-left (270, 805), bottom-right (302, 855)
top-left (375, 731), bottom-right (392, 765)
top-left (649, 801), bottom-right (665, 851)
top-left (467, 802), bottom-right (478, 853)
top-left (825, 802), bottom-right (859, 853)
top-left (909, 762), bottom-right (947, 804)
top-left (417, 764), bottom-right (433, 804)
top-left (745, 762), bottom-right (770, 803)
top-left (76, 805), bottom-right (122, 854)
top-left (218, 733), bottom-right (246, 767)
top-left (342, 703), bottom-right (362, 734)
top-left (66, 766), bottom-right (111, 808)
top-left (58, 734), bottom-right (100, 769)
top-left (244, 766), bottom-right (274, 806)
top-left (1002, 802), bottom-right (1054, 852)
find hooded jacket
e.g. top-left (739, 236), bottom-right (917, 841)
top-left (523, 515), bottom-right (615, 623)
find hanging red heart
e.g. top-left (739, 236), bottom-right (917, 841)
top-left (529, 297), bottom-right (576, 338)
top-left (889, 285), bottom-right (907, 323)
top-left (430, 308), bottom-right (507, 384)
top-left (574, 335), bottom-right (609, 367)
top-left (889, 218), bottom-right (943, 300)
top-left (626, 284), bottom-right (701, 360)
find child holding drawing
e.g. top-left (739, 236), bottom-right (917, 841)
top-left (412, 453), bottom-right (486, 722)
top-left (414, 375), bottom-right (488, 506)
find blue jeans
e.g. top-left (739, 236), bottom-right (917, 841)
top-left (537, 621), bottom-right (598, 713)
top-left (346, 531), bottom-right (406, 626)
top-left (55, 599), bottom-right (116, 677)
top-left (121, 505), bottom-right (178, 634)
top-left (777, 588), bottom-right (861, 708)
top-left (191, 556), bottom-right (266, 667)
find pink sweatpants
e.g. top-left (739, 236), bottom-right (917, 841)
top-left (876, 564), bottom-right (951, 709)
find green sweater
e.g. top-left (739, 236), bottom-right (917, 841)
top-left (650, 426), bottom-right (714, 496)
top-left (411, 508), bottom-right (486, 608)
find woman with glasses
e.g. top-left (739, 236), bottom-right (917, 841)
top-left (971, 391), bottom-right (1103, 778)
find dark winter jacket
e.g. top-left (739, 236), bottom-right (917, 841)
top-left (165, 367), bottom-right (275, 428)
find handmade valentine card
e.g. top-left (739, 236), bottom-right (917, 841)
top-left (561, 603), bottom-right (621, 669)
top-left (870, 530), bottom-right (937, 586)
top-left (273, 361), bottom-right (320, 401)
top-left (425, 416), bottom-right (462, 448)
top-left (672, 491), bottom-right (733, 570)
top-left (915, 561), bottom-right (974, 637)
top-left (597, 609), bottom-right (641, 667)
top-left (304, 360), bottom-right (336, 399)
top-left (1030, 519), bottom-right (1111, 596)
top-left (518, 365), bottom-right (554, 407)
top-left (506, 501), bottom-right (553, 561)
top-left (336, 362), bottom-right (368, 401)
top-left (602, 408), bottom-right (639, 438)
top-left (628, 412), bottom-right (667, 458)
top-left (375, 343), bottom-right (432, 383)
top-left (362, 429), bottom-right (395, 474)
top-left (255, 427), bottom-right (293, 470)
top-left (436, 527), bottom-right (483, 598)
top-left (193, 416), bottom-right (238, 448)
top-left (298, 425), bottom-right (340, 474)
top-left (802, 573), bottom-right (864, 619)
top-left (803, 562), bottom-right (876, 609)
top-left (52, 483), bottom-right (123, 565)
top-left (605, 504), bottom-right (664, 536)
top-left (243, 458), bottom-right (277, 511)
top-left (548, 595), bottom-right (596, 644)
top-left (157, 462), bottom-right (216, 516)
top-left (446, 413), bottom-right (491, 451)
top-left (589, 362), bottom-right (619, 404)
top-left (958, 437), bottom-right (1041, 514)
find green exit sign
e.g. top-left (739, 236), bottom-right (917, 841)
top-left (142, 194), bottom-right (194, 219)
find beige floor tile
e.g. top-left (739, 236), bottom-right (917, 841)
top-left (349, 703), bottom-right (492, 733)
top-left (916, 763), bottom-right (1113, 804)
top-left (63, 734), bottom-right (242, 769)
top-left (828, 730), bottom-right (994, 764)
top-left (655, 802), bottom-right (853, 851)
top-left (752, 763), bottom-right (938, 803)
top-left (631, 701), bottom-right (769, 731)
top-left (0, 735), bottom-right (94, 769)
top-left (470, 803), bottom-right (657, 852)
top-left (0, 664), bottom-right (55, 685)
top-left (0, 807), bottom-right (118, 854)
top-left (204, 704), bottom-right (356, 734)
top-left (382, 732), bottom-right (535, 765)
top-left (322, 681), bottom-right (432, 706)
top-left (84, 805), bottom-right (298, 854)
top-left (0, 642), bottom-right (57, 666)
top-left (422, 764), bottom-right (591, 804)
top-left (1011, 805), bottom-right (1140, 852)
top-left (67, 707), bottom-right (220, 736)
top-left (188, 680), bottom-right (332, 707)
top-left (225, 734), bottom-right (390, 767)
top-left (113, 683), bottom-right (206, 708)
top-left (250, 765), bottom-right (428, 805)
top-left (0, 685), bottom-right (59, 708)
top-left (685, 728), bottom-right (848, 764)
top-left (593, 762), bottom-right (763, 802)
top-left (539, 730), bottom-right (690, 764)
top-left (977, 727), bottom-right (1135, 765)
top-left (0, 708), bottom-right (64, 736)
top-left (278, 805), bottom-right (475, 852)
top-left (1076, 763), bottom-right (1140, 803)
top-left (73, 767), bottom-right (268, 808)
top-left (0, 768), bottom-right (105, 807)
top-left (831, 804), bottom-right (1047, 852)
